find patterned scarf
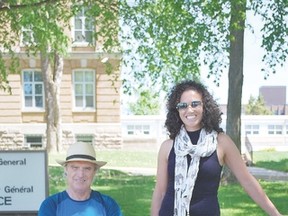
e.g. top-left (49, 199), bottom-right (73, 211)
top-left (174, 125), bottom-right (217, 216)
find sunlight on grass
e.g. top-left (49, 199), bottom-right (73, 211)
top-left (49, 150), bottom-right (158, 168)
top-left (47, 166), bottom-right (288, 216)
top-left (47, 150), bottom-right (288, 215)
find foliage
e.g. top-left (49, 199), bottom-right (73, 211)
top-left (119, 1), bottom-right (288, 176)
top-left (250, 0), bottom-right (288, 78)
top-left (245, 95), bottom-right (273, 115)
top-left (0, 0), bottom-right (120, 152)
top-left (128, 89), bottom-right (162, 115)
top-left (47, 166), bottom-right (288, 216)
top-left (0, 0), bottom-right (120, 89)
top-left (119, 0), bottom-right (288, 91)
top-left (120, 0), bottom-right (230, 92)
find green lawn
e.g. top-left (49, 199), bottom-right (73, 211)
top-left (48, 168), bottom-right (288, 216)
top-left (253, 151), bottom-right (288, 172)
top-left (49, 150), bottom-right (288, 172)
top-left (47, 150), bottom-right (288, 216)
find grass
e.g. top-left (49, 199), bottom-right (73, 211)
top-left (47, 150), bottom-right (288, 216)
top-left (48, 167), bottom-right (288, 216)
top-left (253, 151), bottom-right (288, 172)
top-left (49, 150), bottom-right (158, 168)
top-left (49, 150), bottom-right (288, 172)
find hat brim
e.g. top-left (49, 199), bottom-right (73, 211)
top-left (56, 158), bottom-right (107, 168)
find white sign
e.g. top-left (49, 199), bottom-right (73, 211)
top-left (0, 150), bottom-right (48, 213)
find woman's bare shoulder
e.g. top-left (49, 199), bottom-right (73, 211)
top-left (158, 139), bottom-right (173, 157)
top-left (217, 132), bottom-right (234, 147)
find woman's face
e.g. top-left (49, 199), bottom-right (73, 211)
top-left (177, 89), bottom-right (203, 131)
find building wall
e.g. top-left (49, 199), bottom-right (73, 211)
top-left (0, 54), bottom-right (122, 150)
top-left (121, 115), bottom-right (288, 152)
top-left (259, 86), bottom-right (286, 106)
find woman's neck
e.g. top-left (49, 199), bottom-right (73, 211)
top-left (187, 128), bottom-right (202, 144)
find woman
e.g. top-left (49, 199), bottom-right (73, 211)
top-left (151, 80), bottom-right (282, 216)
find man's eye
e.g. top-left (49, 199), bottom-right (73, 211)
top-left (85, 167), bottom-right (92, 171)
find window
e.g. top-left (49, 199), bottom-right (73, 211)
top-left (76, 134), bottom-right (94, 145)
top-left (127, 125), bottom-right (150, 135)
top-left (73, 70), bottom-right (95, 109)
top-left (22, 70), bottom-right (44, 109)
top-left (245, 124), bottom-right (259, 135)
top-left (21, 26), bottom-right (37, 45)
top-left (73, 7), bottom-right (94, 44)
top-left (21, 26), bottom-right (33, 45)
top-left (24, 135), bottom-right (43, 148)
top-left (268, 125), bottom-right (283, 135)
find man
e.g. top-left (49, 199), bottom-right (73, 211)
top-left (38, 142), bottom-right (123, 216)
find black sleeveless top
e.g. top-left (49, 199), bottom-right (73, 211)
top-left (159, 130), bottom-right (223, 216)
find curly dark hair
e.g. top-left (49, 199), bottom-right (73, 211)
top-left (165, 80), bottom-right (223, 139)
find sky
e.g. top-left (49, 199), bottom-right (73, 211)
top-left (201, 13), bottom-right (288, 105)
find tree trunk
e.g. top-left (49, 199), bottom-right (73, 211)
top-left (223, 0), bottom-right (247, 183)
top-left (41, 52), bottom-right (63, 153)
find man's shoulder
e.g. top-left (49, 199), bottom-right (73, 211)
top-left (38, 191), bottom-right (67, 215)
top-left (43, 191), bottom-right (67, 203)
top-left (91, 191), bottom-right (123, 216)
top-left (91, 191), bottom-right (114, 200)
top-left (91, 191), bottom-right (120, 206)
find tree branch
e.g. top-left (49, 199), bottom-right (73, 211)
top-left (0, 0), bottom-right (60, 11)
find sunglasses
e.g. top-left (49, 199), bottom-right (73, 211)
top-left (176, 101), bottom-right (202, 110)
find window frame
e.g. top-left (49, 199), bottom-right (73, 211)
top-left (22, 69), bottom-right (45, 111)
top-left (20, 26), bottom-right (36, 46)
top-left (126, 124), bottom-right (151, 136)
top-left (24, 134), bottom-right (43, 148)
top-left (245, 124), bottom-right (260, 135)
top-left (75, 134), bottom-right (94, 145)
top-left (267, 124), bottom-right (283, 135)
top-left (72, 69), bottom-right (96, 111)
top-left (71, 7), bottom-right (95, 46)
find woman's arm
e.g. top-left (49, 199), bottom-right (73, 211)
top-left (151, 139), bottom-right (173, 216)
top-left (218, 133), bottom-right (282, 216)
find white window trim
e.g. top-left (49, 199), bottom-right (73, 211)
top-left (24, 134), bottom-right (43, 148)
top-left (20, 26), bottom-right (35, 47)
top-left (267, 124), bottom-right (283, 135)
top-left (75, 134), bottom-right (94, 145)
top-left (72, 69), bottom-right (96, 112)
top-left (22, 69), bottom-right (45, 112)
top-left (70, 8), bottom-right (95, 47)
top-left (245, 124), bottom-right (259, 135)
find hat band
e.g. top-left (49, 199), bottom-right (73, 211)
top-left (66, 154), bottom-right (96, 161)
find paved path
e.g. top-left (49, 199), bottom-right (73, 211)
top-left (248, 166), bottom-right (288, 181)
top-left (105, 166), bottom-right (288, 182)
top-left (105, 166), bottom-right (157, 176)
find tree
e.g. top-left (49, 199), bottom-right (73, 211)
top-left (0, 0), bottom-right (119, 152)
top-left (128, 89), bottom-right (161, 115)
top-left (245, 95), bottom-right (273, 115)
top-left (120, 0), bottom-right (288, 152)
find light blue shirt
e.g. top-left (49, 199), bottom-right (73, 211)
top-left (38, 190), bottom-right (122, 216)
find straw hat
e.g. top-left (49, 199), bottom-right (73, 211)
top-left (56, 142), bottom-right (107, 168)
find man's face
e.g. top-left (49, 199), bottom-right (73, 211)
top-left (65, 161), bottom-right (97, 194)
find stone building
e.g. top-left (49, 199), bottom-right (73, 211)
top-left (0, 6), bottom-right (122, 151)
